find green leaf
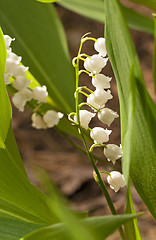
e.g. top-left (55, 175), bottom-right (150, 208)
top-left (21, 173), bottom-right (141, 240)
top-left (37, 0), bottom-right (59, 2)
top-left (105, 0), bottom-right (156, 219)
top-left (0, 0), bottom-right (82, 139)
top-left (0, 0), bottom-right (75, 113)
top-left (21, 214), bottom-right (141, 240)
top-left (0, 212), bottom-right (45, 240)
top-left (58, 0), bottom-right (154, 34)
top-left (0, 28), bottom-right (60, 226)
top-left (128, 0), bottom-right (156, 11)
top-left (153, 14), bottom-right (156, 94)
top-left (0, 29), bottom-right (29, 178)
top-left (124, 184), bottom-right (142, 240)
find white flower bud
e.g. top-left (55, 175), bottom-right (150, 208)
top-left (104, 144), bottom-right (123, 164)
top-left (13, 76), bottom-right (30, 90)
top-left (84, 54), bottom-right (108, 74)
top-left (43, 110), bottom-right (63, 128)
top-left (31, 113), bottom-right (47, 129)
top-left (90, 127), bottom-right (112, 144)
top-left (4, 35), bottom-right (15, 50)
top-left (92, 74), bottom-right (111, 89)
top-left (94, 38), bottom-right (107, 57)
top-left (90, 89), bottom-right (113, 107)
top-left (74, 110), bottom-right (95, 130)
top-left (12, 89), bottom-right (32, 112)
top-left (107, 171), bottom-right (126, 192)
top-left (98, 108), bottom-right (119, 126)
top-left (4, 72), bottom-right (11, 85)
top-left (32, 85), bottom-right (48, 103)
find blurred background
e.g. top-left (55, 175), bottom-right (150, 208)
top-left (11, 1), bottom-right (156, 239)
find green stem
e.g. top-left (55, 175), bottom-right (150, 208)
top-left (77, 86), bottom-right (94, 94)
top-left (78, 102), bottom-right (101, 112)
top-left (89, 143), bottom-right (103, 152)
top-left (55, 128), bottom-right (120, 170)
top-left (77, 90), bottom-right (90, 98)
top-left (74, 39), bottom-right (126, 240)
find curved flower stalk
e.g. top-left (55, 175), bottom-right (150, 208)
top-left (4, 34), bottom-right (63, 129)
top-left (68, 33), bottom-right (126, 240)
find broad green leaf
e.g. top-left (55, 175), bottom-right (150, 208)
top-left (58, 0), bottom-right (154, 34)
top-left (0, 143), bottom-right (60, 224)
top-left (124, 184), bottom-right (142, 240)
top-left (153, 14), bottom-right (156, 94)
top-left (21, 214), bottom-right (140, 240)
top-left (22, 173), bottom-right (141, 240)
top-left (0, 29), bottom-right (60, 225)
top-left (0, 0), bottom-right (75, 113)
top-left (37, 0), bottom-right (59, 2)
top-left (0, 29), bottom-right (27, 178)
top-left (128, 0), bottom-right (156, 11)
top-left (0, 212), bottom-right (45, 240)
top-left (105, 0), bottom-right (156, 219)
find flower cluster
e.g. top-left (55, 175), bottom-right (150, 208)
top-left (4, 35), bottom-right (63, 129)
top-left (70, 35), bottom-right (125, 192)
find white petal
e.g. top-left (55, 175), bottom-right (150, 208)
top-left (12, 89), bottom-right (32, 111)
top-left (13, 76), bottom-right (30, 90)
top-left (84, 54), bottom-right (108, 74)
top-left (94, 38), bottom-right (107, 57)
top-left (90, 127), bottom-right (112, 144)
top-left (104, 144), bottom-right (123, 164)
top-left (90, 89), bottom-right (113, 107)
top-left (32, 113), bottom-right (47, 129)
top-left (98, 108), bottom-right (119, 126)
top-left (107, 171), bottom-right (126, 192)
top-left (92, 74), bottom-right (111, 89)
top-left (4, 35), bottom-right (15, 50)
top-left (43, 110), bottom-right (63, 128)
top-left (4, 72), bottom-right (11, 85)
top-left (74, 110), bottom-right (95, 130)
top-left (32, 85), bottom-right (48, 103)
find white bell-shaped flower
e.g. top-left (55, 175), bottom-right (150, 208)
top-left (84, 54), bottom-right (108, 74)
top-left (43, 110), bottom-right (63, 128)
top-left (4, 72), bottom-right (11, 85)
top-left (5, 60), bottom-right (19, 77)
top-left (13, 76), bottom-right (30, 90)
top-left (74, 110), bottom-right (95, 130)
top-left (5, 61), bottom-right (28, 78)
top-left (104, 144), bottom-right (123, 164)
top-left (98, 108), bottom-right (119, 126)
top-left (31, 113), bottom-right (47, 129)
top-left (4, 35), bottom-right (15, 50)
top-left (92, 74), bottom-right (111, 89)
top-left (107, 171), bottom-right (126, 192)
top-left (87, 95), bottom-right (102, 111)
top-left (13, 65), bottom-right (28, 78)
top-left (7, 52), bottom-right (22, 65)
top-left (12, 94), bottom-right (26, 112)
top-left (90, 89), bottom-right (113, 107)
top-left (94, 37), bottom-right (107, 57)
top-left (12, 88), bottom-right (32, 112)
top-left (90, 127), bottom-right (112, 144)
top-left (32, 85), bottom-right (48, 103)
